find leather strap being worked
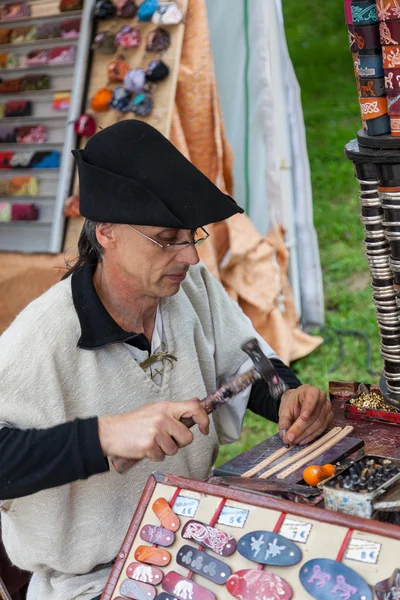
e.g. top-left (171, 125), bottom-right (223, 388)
top-left (0, 575), bottom-right (12, 600)
top-left (354, 24), bottom-right (380, 51)
top-left (276, 426), bottom-right (354, 480)
top-left (241, 445), bottom-right (291, 478)
top-left (257, 427), bottom-right (342, 481)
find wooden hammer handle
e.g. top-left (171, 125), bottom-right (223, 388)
top-left (111, 368), bottom-right (260, 474)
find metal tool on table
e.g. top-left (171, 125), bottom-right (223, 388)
top-left (111, 338), bottom-right (288, 473)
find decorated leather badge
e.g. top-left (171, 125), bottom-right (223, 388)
top-left (226, 569), bottom-right (293, 600)
top-left (126, 562), bottom-right (164, 585)
top-left (162, 571), bottom-right (216, 600)
top-left (237, 530), bottom-right (302, 566)
top-left (140, 524), bottom-right (175, 547)
top-left (181, 519), bottom-right (237, 556)
top-left (300, 559), bottom-right (372, 600)
top-left (176, 545), bottom-right (232, 584)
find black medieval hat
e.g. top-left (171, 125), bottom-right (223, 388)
top-left (72, 120), bottom-right (243, 228)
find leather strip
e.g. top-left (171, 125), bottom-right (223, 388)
top-left (354, 24), bottom-right (380, 50)
top-left (380, 19), bottom-right (400, 45)
top-left (351, 0), bottom-right (378, 25)
top-left (359, 53), bottom-right (384, 77)
top-left (359, 76), bottom-right (386, 96)
top-left (383, 45), bottom-right (400, 69)
top-left (388, 92), bottom-right (400, 114)
top-left (377, 0), bottom-right (400, 22)
top-left (390, 115), bottom-right (400, 136)
top-left (366, 113), bottom-right (391, 134)
top-left (385, 68), bottom-right (400, 92)
top-left (348, 25), bottom-right (357, 52)
top-left (359, 96), bottom-right (388, 119)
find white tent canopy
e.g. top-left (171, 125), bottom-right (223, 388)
top-left (206, 0), bottom-right (324, 329)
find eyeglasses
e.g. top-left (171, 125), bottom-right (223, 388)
top-left (128, 225), bottom-right (210, 250)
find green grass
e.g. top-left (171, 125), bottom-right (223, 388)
top-left (215, 0), bottom-right (382, 467)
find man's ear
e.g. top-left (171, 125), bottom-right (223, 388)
top-left (96, 222), bottom-right (117, 249)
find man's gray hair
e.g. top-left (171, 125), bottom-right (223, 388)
top-left (63, 219), bottom-right (105, 278)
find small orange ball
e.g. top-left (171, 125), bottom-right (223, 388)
top-left (321, 463), bottom-right (336, 478)
top-left (303, 463), bottom-right (336, 486)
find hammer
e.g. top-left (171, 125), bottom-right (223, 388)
top-left (111, 338), bottom-right (288, 473)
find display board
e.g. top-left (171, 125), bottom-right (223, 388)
top-left (0, 0), bottom-right (93, 252)
top-left (101, 472), bottom-right (400, 600)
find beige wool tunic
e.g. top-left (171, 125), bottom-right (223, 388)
top-left (0, 263), bottom-right (276, 600)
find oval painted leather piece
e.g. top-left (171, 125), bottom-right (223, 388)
top-left (127, 562), bottom-right (164, 585)
top-left (162, 570), bottom-right (216, 600)
top-left (134, 545), bottom-right (171, 567)
top-left (181, 520), bottom-right (236, 556)
top-left (156, 595), bottom-right (178, 600)
top-left (152, 498), bottom-right (180, 532)
top-left (140, 524), bottom-right (175, 547)
top-left (237, 530), bottom-right (302, 566)
top-left (176, 544), bottom-right (232, 584)
top-left (119, 578), bottom-right (157, 600)
top-left (226, 569), bottom-right (293, 600)
top-left (299, 559), bottom-right (373, 600)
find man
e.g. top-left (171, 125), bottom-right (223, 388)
top-left (0, 121), bottom-right (332, 600)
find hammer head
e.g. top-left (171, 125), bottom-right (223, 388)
top-left (241, 338), bottom-right (288, 400)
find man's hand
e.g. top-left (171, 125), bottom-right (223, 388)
top-left (278, 385), bottom-right (334, 446)
top-left (98, 399), bottom-right (209, 462)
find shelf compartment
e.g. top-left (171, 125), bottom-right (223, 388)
top-left (0, 35), bottom-right (79, 51)
top-left (0, 62), bottom-right (75, 74)
top-left (0, 9), bottom-right (82, 26)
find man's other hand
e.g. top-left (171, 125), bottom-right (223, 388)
top-left (278, 385), bottom-right (334, 446)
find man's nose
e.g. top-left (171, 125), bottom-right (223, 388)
top-left (175, 243), bottom-right (200, 266)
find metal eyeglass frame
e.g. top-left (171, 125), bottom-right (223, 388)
top-left (128, 225), bottom-right (210, 250)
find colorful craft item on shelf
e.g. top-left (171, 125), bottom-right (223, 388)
top-left (124, 67), bottom-right (145, 92)
top-left (16, 124), bottom-right (46, 144)
top-left (107, 58), bottom-right (130, 83)
top-left (145, 58), bottom-right (169, 81)
top-left (137, 0), bottom-right (159, 22)
top-left (4, 100), bottom-right (32, 117)
top-left (21, 74), bottom-right (50, 91)
top-left (126, 561), bottom-right (164, 584)
top-left (116, 0), bottom-right (137, 18)
top-left (115, 25), bottom-right (141, 48)
top-left (0, 152), bottom-right (13, 169)
top-left (358, 53), bottom-right (384, 77)
top-left (10, 24), bottom-right (38, 43)
top-left (59, 0), bottom-right (82, 12)
top-left (25, 49), bottom-right (51, 66)
top-left (91, 87), bottom-right (113, 111)
top-left (74, 114), bottom-right (96, 137)
top-left (0, 105), bottom-right (4, 118)
top-left (0, 2), bottom-right (30, 20)
top-left (130, 91), bottom-right (153, 116)
top-left (0, 176), bottom-right (38, 196)
top-left (162, 571), bottom-right (216, 600)
top-left (52, 92), bottom-right (70, 111)
top-left (8, 150), bottom-right (60, 169)
top-left (376, 0), bottom-right (400, 21)
top-left (152, 1), bottom-right (183, 25)
top-left (92, 30), bottom-right (117, 54)
top-left (0, 29), bottom-right (10, 44)
top-left (383, 45), bottom-right (400, 69)
top-left (109, 86), bottom-right (131, 111)
top-left (226, 570), bottom-right (293, 600)
top-left (0, 52), bottom-right (19, 69)
top-left (146, 27), bottom-right (170, 52)
top-left (237, 531), bottom-right (302, 566)
top-left (359, 76), bottom-right (385, 97)
top-left (351, 0), bottom-right (378, 25)
top-left (0, 202), bottom-right (38, 222)
top-left (64, 193), bottom-right (79, 217)
top-left (49, 45), bottom-right (76, 65)
top-left (300, 559), bottom-right (372, 600)
top-left (38, 22), bottom-right (61, 40)
top-left (0, 127), bottom-right (16, 143)
top-left (60, 18), bottom-right (80, 37)
top-left (93, 0), bottom-right (116, 20)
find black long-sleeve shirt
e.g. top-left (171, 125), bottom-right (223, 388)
top-left (0, 358), bottom-right (300, 501)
